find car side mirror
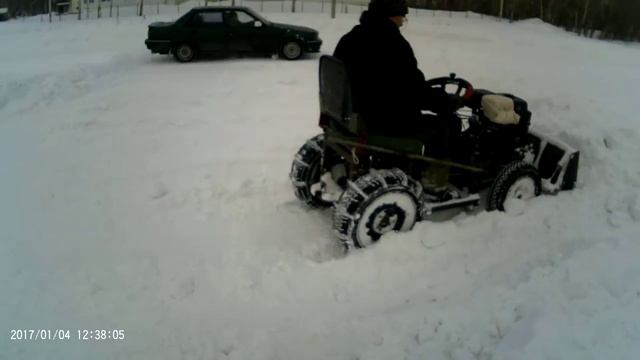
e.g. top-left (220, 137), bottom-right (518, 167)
top-left (254, 20), bottom-right (263, 28)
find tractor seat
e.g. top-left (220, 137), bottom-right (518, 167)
top-left (319, 55), bottom-right (426, 155)
top-left (481, 95), bottom-right (520, 125)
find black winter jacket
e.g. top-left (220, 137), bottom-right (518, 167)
top-left (333, 11), bottom-right (429, 136)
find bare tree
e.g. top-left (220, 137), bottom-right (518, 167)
top-left (406, 0), bottom-right (638, 41)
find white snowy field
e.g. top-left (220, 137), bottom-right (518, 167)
top-left (1, 3), bottom-right (640, 359)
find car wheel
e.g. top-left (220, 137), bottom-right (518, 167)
top-left (173, 43), bottom-right (196, 63)
top-left (280, 41), bottom-right (303, 60)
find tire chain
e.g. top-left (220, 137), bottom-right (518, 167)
top-left (333, 168), bottom-right (422, 251)
top-left (290, 134), bottom-right (328, 207)
top-left (487, 160), bottom-right (541, 211)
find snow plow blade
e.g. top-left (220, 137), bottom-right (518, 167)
top-left (528, 129), bottom-right (579, 193)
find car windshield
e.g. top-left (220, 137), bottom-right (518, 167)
top-left (244, 8), bottom-right (270, 25)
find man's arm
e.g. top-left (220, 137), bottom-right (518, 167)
top-left (333, 33), bottom-right (352, 60)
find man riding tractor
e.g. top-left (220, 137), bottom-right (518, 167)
top-left (290, 0), bottom-right (580, 250)
top-left (334, 0), bottom-right (466, 200)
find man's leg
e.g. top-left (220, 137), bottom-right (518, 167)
top-left (419, 113), bottom-right (459, 196)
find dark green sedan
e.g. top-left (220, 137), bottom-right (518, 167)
top-left (145, 6), bottom-right (322, 62)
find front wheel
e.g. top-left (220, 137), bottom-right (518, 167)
top-left (280, 41), bottom-right (303, 60)
top-left (173, 43), bottom-right (196, 63)
top-left (333, 169), bottom-right (422, 251)
top-left (488, 161), bottom-right (541, 214)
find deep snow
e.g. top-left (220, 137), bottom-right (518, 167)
top-left (1, 2), bottom-right (640, 359)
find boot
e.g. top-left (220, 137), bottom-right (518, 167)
top-left (421, 164), bottom-right (458, 201)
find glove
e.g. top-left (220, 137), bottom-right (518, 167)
top-left (446, 94), bottom-right (464, 112)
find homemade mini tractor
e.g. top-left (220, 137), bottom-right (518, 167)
top-left (290, 55), bottom-right (579, 251)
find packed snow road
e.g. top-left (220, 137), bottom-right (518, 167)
top-left (1, 4), bottom-right (640, 359)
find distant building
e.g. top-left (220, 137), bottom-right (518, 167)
top-left (5, 0), bottom-right (46, 17)
top-left (54, 0), bottom-right (71, 13)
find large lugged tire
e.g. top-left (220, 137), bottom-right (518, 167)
top-left (333, 169), bottom-right (422, 251)
top-left (290, 134), bottom-right (332, 208)
top-left (488, 161), bottom-right (541, 213)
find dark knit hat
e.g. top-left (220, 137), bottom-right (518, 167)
top-left (368, 0), bottom-right (408, 17)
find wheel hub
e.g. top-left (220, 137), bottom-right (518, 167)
top-left (284, 43), bottom-right (301, 59)
top-left (504, 177), bottom-right (536, 214)
top-left (508, 178), bottom-right (536, 200)
top-left (179, 47), bottom-right (192, 59)
top-left (372, 209), bottom-right (399, 233)
top-left (365, 203), bottom-right (405, 241)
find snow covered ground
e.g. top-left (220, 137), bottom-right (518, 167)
top-left (1, 2), bottom-right (640, 359)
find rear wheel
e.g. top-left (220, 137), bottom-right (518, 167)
top-left (173, 43), bottom-right (196, 63)
top-left (488, 161), bottom-right (541, 214)
top-left (333, 169), bottom-right (422, 251)
top-left (280, 41), bottom-right (303, 60)
top-left (290, 134), bottom-right (332, 208)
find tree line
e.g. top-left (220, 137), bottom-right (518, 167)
top-left (3, 0), bottom-right (638, 41)
top-left (409, 0), bottom-right (640, 41)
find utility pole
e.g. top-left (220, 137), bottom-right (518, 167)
top-left (331, 0), bottom-right (336, 18)
top-left (48, 0), bottom-right (52, 22)
top-left (499, 0), bottom-right (504, 19)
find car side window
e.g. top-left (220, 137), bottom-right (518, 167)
top-left (189, 11), bottom-right (223, 27)
top-left (224, 10), bottom-right (256, 27)
top-left (200, 12), bottom-right (224, 26)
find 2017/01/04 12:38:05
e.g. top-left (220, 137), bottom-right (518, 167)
top-left (10, 329), bottom-right (125, 341)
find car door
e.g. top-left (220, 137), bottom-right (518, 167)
top-left (224, 10), bottom-right (267, 54)
top-left (186, 10), bottom-right (226, 54)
